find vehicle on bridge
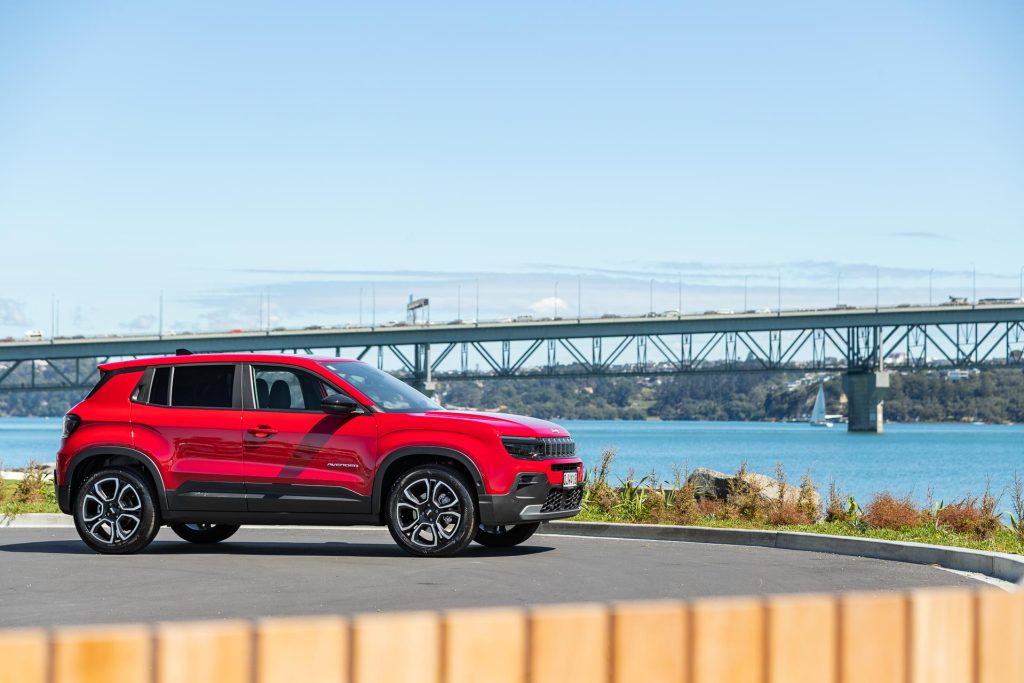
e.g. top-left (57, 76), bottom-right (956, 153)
top-left (55, 354), bottom-right (583, 557)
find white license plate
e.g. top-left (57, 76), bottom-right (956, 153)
top-left (562, 471), bottom-right (579, 488)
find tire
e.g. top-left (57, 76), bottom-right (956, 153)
top-left (171, 523), bottom-right (240, 544)
top-left (73, 466), bottom-right (160, 555)
top-left (385, 465), bottom-right (477, 557)
top-left (474, 522), bottom-right (541, 548)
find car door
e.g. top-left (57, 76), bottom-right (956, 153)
top-left (241, 363), bottom-right (377, 513)
top-left (130, 362), bottom-right (246, 511)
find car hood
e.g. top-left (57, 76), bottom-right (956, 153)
top-left (414, 410), bottom-right (571, 437)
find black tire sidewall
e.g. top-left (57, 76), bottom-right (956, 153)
top-left (474, 522), bottom-right (541, 548)
top-left (171, 523), bottom-right (240, 544)
top-left (73, 467), bottom-right (160, 555)
top-left (386, 465), bottom-right (477, 557)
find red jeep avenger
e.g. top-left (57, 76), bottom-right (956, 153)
top-left (56, 353), bottom-right (583, 557)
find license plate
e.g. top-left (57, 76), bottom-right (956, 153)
top-left (562, 471), bottom-right (579, 488)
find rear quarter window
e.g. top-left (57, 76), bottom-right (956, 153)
top-left (170, 364), bottom-right (235, 408)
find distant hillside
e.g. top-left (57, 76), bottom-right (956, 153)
top-left (2, 360), bottom-right (1021, 423)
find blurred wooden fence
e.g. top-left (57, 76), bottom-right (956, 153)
top-left (0, 587), bottom-right (1021, 683)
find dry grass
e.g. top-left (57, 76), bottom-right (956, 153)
top-left (862, 492), bottom-right (922, 530)
top-left (729, 462), bottom-right (771, 523)
top-left (934, 490), bottom-right (1002, 540)
top-left (13, 463), bottom-right (49, 504)
top-left (1010, 472), bottom-right (1024, 544)
top-left (824, 478), bottom-right (853, 523)
top-left (767, 501), bottom-right (813, 526)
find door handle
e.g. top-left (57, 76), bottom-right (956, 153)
top-left (248, 426), bottom-right (278, 437)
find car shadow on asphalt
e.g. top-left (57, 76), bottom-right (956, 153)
top-left (0, 539), bottom-right (555, 558)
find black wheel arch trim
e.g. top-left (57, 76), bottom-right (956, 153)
top-left (372, 446), bottom-right (486, 514)
top-left (65, 446), bottom-right (168, 512)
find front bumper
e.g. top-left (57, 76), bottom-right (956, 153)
top-left (477, 471), bottom-right (583, 525)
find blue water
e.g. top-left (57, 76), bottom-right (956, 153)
top-left (2, 417), bottom-right (1022, 506)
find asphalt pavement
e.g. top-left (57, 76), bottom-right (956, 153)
top-left (0, 526), bottom-right (979, 628)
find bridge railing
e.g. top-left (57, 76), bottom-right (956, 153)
top-left (0, 586), bottom-right (1020, 682)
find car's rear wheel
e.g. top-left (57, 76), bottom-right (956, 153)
top-left (171, 523), bottom-right (240, 544)
top-left (386, 465), bottom-right (477, 557)
top-left (474, 522), bottom-right (541, 548)
top-left (73, 467), bottom-right (160, 555)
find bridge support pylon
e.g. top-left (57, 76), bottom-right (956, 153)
top-left (842, 370), bottom-right (889, 433)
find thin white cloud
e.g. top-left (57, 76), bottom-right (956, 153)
top-left (0, 299), bottom-right (26, 326)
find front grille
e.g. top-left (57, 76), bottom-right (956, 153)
top-left (540, 437), bottom-right (576, 458)
top-left (502, 436), bottom-right (576, 460)
top-left (539, 486), bottom-right (583, 513)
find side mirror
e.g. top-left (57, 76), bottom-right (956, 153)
top-left (321, 394), bottom-right (362, 415)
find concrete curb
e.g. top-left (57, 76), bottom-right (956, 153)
top-left (540, 521), bottom-right (1024, 587)
top-left (0, 513), bottom-right (71, 528)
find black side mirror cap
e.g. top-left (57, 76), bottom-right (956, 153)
top-left (321, 393), bottom-right (362, 415)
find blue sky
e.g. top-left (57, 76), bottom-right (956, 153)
top-left (1, 1), bottom-right (1022, 336)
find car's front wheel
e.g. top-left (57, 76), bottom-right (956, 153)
top-left (171, 523), bottom-right (240, 544)
top-left (73, 467), bottom-right (160, 555)
top-left (474, 522), bottom-right (541, 548)
top-left (386, 465), bottom-right (477, 557)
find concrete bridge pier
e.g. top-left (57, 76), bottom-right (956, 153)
top-left (842, 370), bottom-right (889, 432)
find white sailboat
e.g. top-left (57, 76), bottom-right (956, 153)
top-left (809, 382), bottom-right (833, 428)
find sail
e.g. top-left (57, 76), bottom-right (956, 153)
top-left (810, 383), bottom-right (826, 423)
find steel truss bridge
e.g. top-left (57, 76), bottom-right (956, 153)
top-left (2, 305), bottom-right (1023, 395)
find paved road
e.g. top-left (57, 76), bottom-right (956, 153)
top-left (0, 527), bottom-right (979, 628)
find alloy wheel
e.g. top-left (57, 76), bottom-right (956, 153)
top-left (80, 476), bottom-right (143, 545)
top-left (394, 477), bottom-right (463, 548)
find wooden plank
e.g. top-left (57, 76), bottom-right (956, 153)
top-left (766, 593), bottom-right (837, 683)
top-left (530, 603), bottom-right (609, 683)
top-left (52, 624), bottom-right (151, 683)
top-left (976, 589), bottom-right (1024, 683)
top-left (690, 597), bottom-right (765, 683)
top-left (352, 611), bottom-right (440, 683)
top-left (256, 616), bottom-right (348, 683)
top-left (156, 620), bottom-right (252, 683)
top-left (0, 628), bottom-right (48, 683)
top-left (838, 592), bottom-right (908, 683)
top-left (611, 601), bottom-right (689, 683)
top-left (908, 589), bottom-right (974, 683)
top-left (444, 608), bottom-right (526, 683)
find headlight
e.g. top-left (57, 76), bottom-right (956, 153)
top-left (501, 437), bottom-right (545, 459)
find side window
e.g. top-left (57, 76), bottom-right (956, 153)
top-left (170, 365), bottom-right (235, 409)
top-left (253, 365), bottom-right (334, 411)
top-left (149, 367), bottom-right (171, 406)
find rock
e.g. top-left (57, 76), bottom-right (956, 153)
top-left (686, 468), bottom-right (733, 500)
top-left (686, 466), bottom-right (822, 512)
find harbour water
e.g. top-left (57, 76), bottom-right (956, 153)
top-left (2, 416), bottom-right (1022, 507)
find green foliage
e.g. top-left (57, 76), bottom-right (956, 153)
top-left (1, 463), bottom-right (58, 517)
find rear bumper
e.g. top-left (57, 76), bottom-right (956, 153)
top-left (477, 472), bottom-right (582, 525)
top-left (55, 480), bottom-right (72, 515)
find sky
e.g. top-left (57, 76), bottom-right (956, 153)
top-left (1, 1), bottom-right (1022, 337)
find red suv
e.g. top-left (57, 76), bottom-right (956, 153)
top-left (55, 353), bottom-right (583, 557)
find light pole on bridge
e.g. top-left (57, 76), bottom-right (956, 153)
top-left (972, 262), bottom-right (976, 306)
top-left (776, 270), bottom-right (781, 316)
top-left (836, 272), bottom-right (841, 307)
top-left (929, 269), bottom-right (934, 306)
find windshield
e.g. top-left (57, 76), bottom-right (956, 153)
top-left (320, 362), bottom-right (441, 413)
